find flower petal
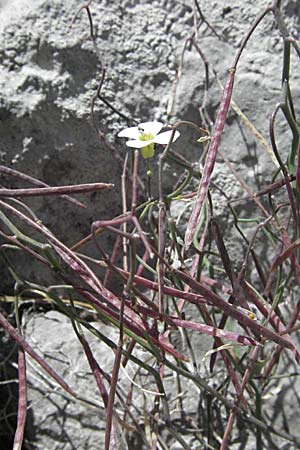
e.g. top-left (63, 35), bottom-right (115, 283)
top-left (118, 126), bottom-right (141, 139)
top-left (139, 121), bottom-right (163, 136)
top-left (153, 129), bottom-right (180, 145)
top-left (126, 139), bottom-right (154, 148)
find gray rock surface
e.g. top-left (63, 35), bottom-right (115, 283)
top-left (23, 309), bottom-right (212, 450)
top-left (24, 310), bottom-right (114, 450)
top-left (22, 309), bottom-right (300, 450)
top-left (1, 0), bottom-right (300, 449)
top-left (1, 0), bottom-right (297, 277)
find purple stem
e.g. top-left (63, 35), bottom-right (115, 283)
top-left (220, 345), bottom-right (261, 450)
top-left (170, 318), bottom-right (258, 346)
top-left (0, 312), bottom-right (78, 397)
top-left (296, 140), bottom-right (300, 192)
top-left (184, 4), bottom-right (273, 249)
top-left (174, 269), bottom-right (299, 354)
top-left (12, 348), bottom-right (27, 450)
top-left (184, 68), bottom-right (236, 248)
top-left (0, 182), bottom-right (114, 197)
top-left (104, 305), bottom-right (124, 450)
top-left (0, 165), bottom-right (85, 208)
top-left (79, 334), bottom-right (109, 406)
top-left (116, 268), bottom-right (207, 305)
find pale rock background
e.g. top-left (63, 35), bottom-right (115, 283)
top-left (1, 0), bottom-right (300, 449)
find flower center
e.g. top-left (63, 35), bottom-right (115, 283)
top-left (139, 132), bottom-right (154, 141)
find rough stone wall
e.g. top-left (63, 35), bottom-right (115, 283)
top-left (1, 1), bottom-right (300, 449)
top-left (1, 0), bottom-right (299, 281)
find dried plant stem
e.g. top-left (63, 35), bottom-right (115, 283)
top-left (71, 0), bottom-right (95, 40)
top-left (0, 311), bottom-right (78, 397)
top-left (220, 345), bottom-right (261, 449)
top-left (104, 297), bottom-right (125, 450)
top-left (269, 103), bottom-right (298, 232)
top-left (121, 152), bottom-right (129, 272)
top-left (184, 67), bottom-right (235, 248)
top-left (0, 182), bottom-right (114, 197)
top-left (12, 348), bottom-right (27, 450)
top-left (0, 165), bottom-right (86, 208)
top-left (174, 268), bottom-right (298, 354)
top-left (184, 4), bottom-right (273, 249)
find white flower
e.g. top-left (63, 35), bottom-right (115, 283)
top-left (118, 121), bottom-right (180, 159)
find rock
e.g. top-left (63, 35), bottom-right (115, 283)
top-left (24, 310), bottom-right (114, 450)
top-left (1, 0), bottom-right (300, 449)
top-left (23, 308), bottom-right (213, 450)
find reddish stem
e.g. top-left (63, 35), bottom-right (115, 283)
top-left (0, 182), bottom-right (114, 197)
top-left (0, 165), bottom-right (85, 208)
top-left (184, 68), bottom-right (236, 248)
top-left (12, 348), bottom-right (27, 450)
top-left (0, 312), bottom-right (77, 397)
